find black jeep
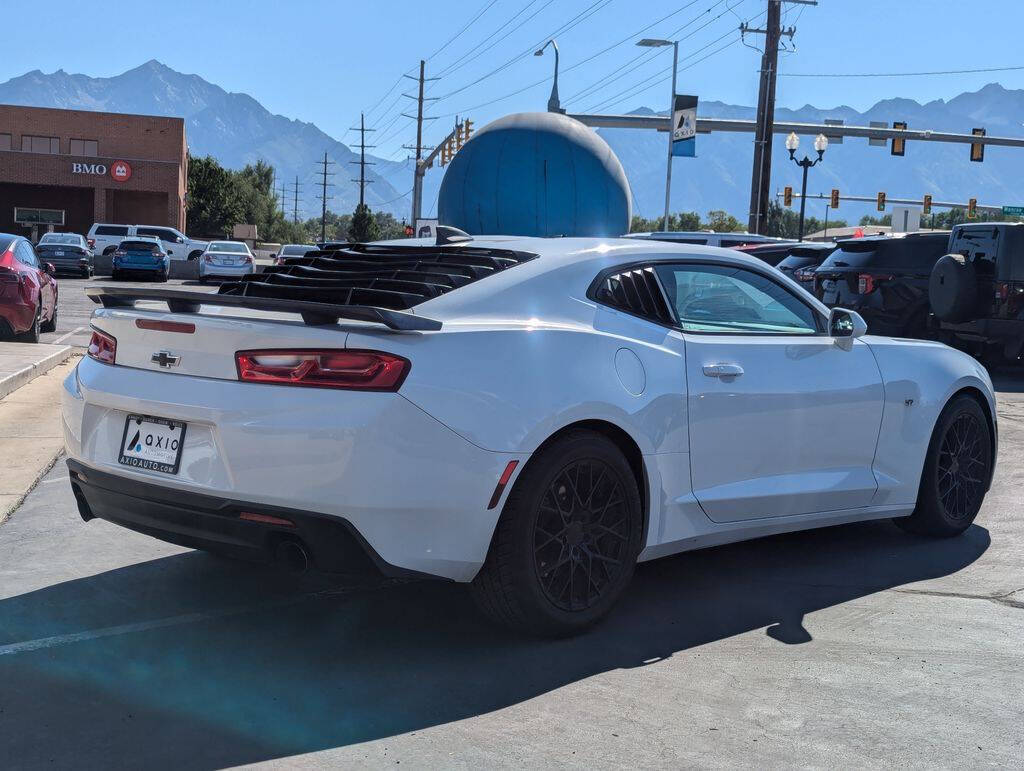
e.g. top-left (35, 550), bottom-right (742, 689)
top-left (930, 222), bottom-right (1024, 364)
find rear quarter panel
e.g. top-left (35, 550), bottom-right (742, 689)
top-left (865, 337), bottom-right (995, 505)
top-left (347, 303), bottom-right (689, 456)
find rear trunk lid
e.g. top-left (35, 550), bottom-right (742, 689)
top-left (92, 305), bottom-right (359, 380)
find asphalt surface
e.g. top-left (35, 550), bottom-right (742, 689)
top-left (3, 285), bottom-right (1024, 768)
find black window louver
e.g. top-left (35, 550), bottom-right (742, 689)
top-left (217, 243), bottom-right (537, 311)
top-left (595, 266), bottom-right (673, 324)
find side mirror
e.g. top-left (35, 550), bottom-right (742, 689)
top-left (44, 262), bottom-right (56, 276)
top-left (177, 236), bottom-right (185, 244)
top-left (829, 308), bottom-right (867, 349)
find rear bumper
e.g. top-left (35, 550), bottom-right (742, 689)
top-left (62, 357), bottom-right (522, 581)
top-left (940, 318), bottom-right (1024, 356)
top-left (67, 459), bottom-right (418, 578)
top-left (198, 262), bottom-right (254, 278)
top-left (113, 262), bottom-right (165, 274)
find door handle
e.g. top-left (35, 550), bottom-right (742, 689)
top-left (702, 363), bottom-right (744, 378)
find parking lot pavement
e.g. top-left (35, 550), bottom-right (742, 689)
top-left (0, 376), bottom-right (1021, 768)
top-left (40, 276), bottom-right (216, 350)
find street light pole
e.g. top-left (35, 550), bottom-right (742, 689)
top-left (785, 132), bottom-right (828, 241)
top-left (535, 40), bottom-right (564, 113)
top-left (637, 38), bottom-right (679, 231)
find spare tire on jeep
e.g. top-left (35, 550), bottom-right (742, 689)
top-left (929, 254), bottom-right (978, 323)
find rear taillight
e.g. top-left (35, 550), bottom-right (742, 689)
top-left (204, 255), bottom-right (214, 263)
top-left (794, 268), bottom-right (815, 282)
top-left (0, 267), bottom-right (18, 284)
top-left (235, 349), bottom-right (410, 391)
top-left (87, 329), bottom-right (117, 365)
top-left (87, 238), bottom-right (95, 248)
top-left (244, 255), bottom-right (254, 264)
top-left (857, 273), bottom-right (893, 294)
top-left (113, 250), bottom-right (125, 258)
top-left (995, 283), bottom-right (1010, 301)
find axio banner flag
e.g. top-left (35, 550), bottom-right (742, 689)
top-left (672, 95), bottom-right (698, 157)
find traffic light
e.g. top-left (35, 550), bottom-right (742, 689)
top-left (463, 118), bottom-right (473, 141)
top-left (455, 121), bottom-right (465, 151)
top-left (783, 186), bottom-right (793, 207)
top-left (877, 192), bottom-right (886, 212)
top-left (440, 138), bottom-right (451, 166)
top-left (891, 121), bottom-right (906, 156)
top-left (923, 194), bottom-right (932, 215)
top-left (968, 198), bottom-right (977, 219)
top-left (970, 128), bottom-right (985, 162)
top-left (830, 189), bottom-right (840, 209)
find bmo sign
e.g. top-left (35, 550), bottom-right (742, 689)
top-left (71, 160), bottom-right (133, 182)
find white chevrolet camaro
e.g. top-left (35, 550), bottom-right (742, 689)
top-left (63, 234), bottom-right (997, 636)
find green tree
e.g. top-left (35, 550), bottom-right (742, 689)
top-left (348, 203), bottom-right (381, 243)
top-left (704, 210), bottom-right (743, 232)
top-left (859, 214), bottom-right (892, 226)
top-left (185, 155), bottom-right (241, 236)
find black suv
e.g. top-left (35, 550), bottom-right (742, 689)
top-left (814, 232), bottom-right (950, 338)
top-left (930, 222), bottom-right (1024, 363)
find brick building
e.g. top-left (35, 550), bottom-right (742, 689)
top-left (0, 104), bottom-right (187, 239)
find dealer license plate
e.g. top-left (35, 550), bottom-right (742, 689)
top-left (54, 250), bottom-right (64, 256)
top-left (118, 414), bottom-right (187, 474)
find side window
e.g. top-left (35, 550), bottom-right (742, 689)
top-left (137, 227), bottom-right (178, 242)
top-left (16, 241), bottom-right (38, 268)
top-left (593, 265), bottom-right (674, 325)
top-left (654, 263), bottom-right (821, 335)
top-left (95, 225), bottom-right (129, 237)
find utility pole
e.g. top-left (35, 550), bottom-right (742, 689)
top-left (743, 0), bottom-right (812, 234)
top-left (280, 181), bottom-right (288, 216)
top-left (315, 151), bottom-right (335, 243)
top-left (291, 175), bottom-right (301, 224)
top-left (403, 60), bottom-right (439, 225)
top-left (349, 112), bottom-right (376, 207)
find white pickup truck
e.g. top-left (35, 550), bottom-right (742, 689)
top-left (87, 224), bottom-right (208, 262)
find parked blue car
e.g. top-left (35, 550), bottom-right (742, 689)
top-left (111, 236), bottom-right (169, 282)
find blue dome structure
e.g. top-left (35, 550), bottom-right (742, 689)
top-left (437, 112), bottom-right (632, 237)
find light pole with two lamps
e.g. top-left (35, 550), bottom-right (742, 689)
top-left (785, 131), bottom-right (829, 241)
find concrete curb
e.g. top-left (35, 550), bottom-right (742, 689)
top-left (0, 344), bottom-right (75, 401)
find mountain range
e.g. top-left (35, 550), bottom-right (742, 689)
top-left (1, 61), bottom-right (1022, 226)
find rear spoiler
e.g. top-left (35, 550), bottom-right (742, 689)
top-left (85, 286), bottom-right (442, 332)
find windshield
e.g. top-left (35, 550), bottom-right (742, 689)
top-left (39, 234), bottom-right (80, 245)
top-left (209, 242), bottom-right (249, 253)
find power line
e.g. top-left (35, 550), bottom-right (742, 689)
top-left (779, 64), bottom-right (1024, 78)
top-left (570, 0), bottom-right (747, 108)
top-left (289, 176), bottom-right (302, 224)
top-left (432, 0), bottom-right (551, 80)
top-left (426, 0), bottom-right (500, 62)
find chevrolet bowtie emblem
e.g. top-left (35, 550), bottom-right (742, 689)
top-left (151, 351), bottom-right (180, 368)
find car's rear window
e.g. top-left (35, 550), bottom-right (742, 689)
top-left (209, 242), bottom-right (248, 253)
top-left (120, 240), bottom-right (160, 252)
top-left (777, 254), bottom-right (821, 271)
top-left (818, 236), bottom-right (947, 271)
top-left (40, 234), bottom-right (80, 245)
top-left (0, 235), bottom-right (14, 253)
top-left (281, 245), bottom-right (313, 255)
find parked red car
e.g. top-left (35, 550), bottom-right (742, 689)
top-left (0, 233), bottom-right (58, 343)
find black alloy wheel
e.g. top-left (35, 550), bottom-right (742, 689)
top-left (895, 395), bottom-right (992, 537)
top-left (534, 459), bottom-right (631, 612)
top-left (471, 429), bottom-right (642, 636)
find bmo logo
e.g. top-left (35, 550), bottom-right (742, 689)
top-left (110, 160), bottom-right (132, 182)
top-left (70, 160), bottom-right (132, 182)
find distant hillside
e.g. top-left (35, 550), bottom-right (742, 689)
top-left (0, 60), bottom-right (410, 218)
top-left (3, 61), bottom-right (1022, 226)
top-left (598, 83), bottom-right (1024, 223)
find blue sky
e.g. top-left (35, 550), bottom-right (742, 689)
top-left (3, 0), bottom-right (1023, 160)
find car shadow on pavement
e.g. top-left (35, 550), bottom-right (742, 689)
top-left (0, 519), bottom-right (989, 769)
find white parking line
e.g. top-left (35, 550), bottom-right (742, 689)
top-left (51, 326), bottom-right (86, 344)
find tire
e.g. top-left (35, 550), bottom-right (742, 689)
top-left (40, 303), bottom-right (56, 333)
top-left (16, 304), bottom-right (41, 343)
top-left (158, 270), bottom-right (168, 283)
top-left (188, 251), bottom-right (203, 261)
top-left (929, 254), bottom-right (978, 323)
top-left (894, 395), bottom-right (992, 537)
top-left (471, 430), bottom-right (643, 637)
